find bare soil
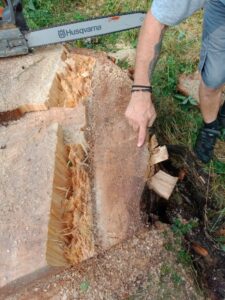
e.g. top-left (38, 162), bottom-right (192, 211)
top-left (1, 227), bottom-right (205, 300)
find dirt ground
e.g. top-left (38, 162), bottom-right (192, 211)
top-left (1, 226), bottom-right (207, 300)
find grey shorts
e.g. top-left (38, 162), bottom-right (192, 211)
top-left (199, 0), bottom-right (225, 88)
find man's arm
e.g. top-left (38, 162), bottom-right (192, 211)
top-left (125, 10), bottom-right (166, 147)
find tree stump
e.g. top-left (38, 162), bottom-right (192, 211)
top-left (0, 46), bottom-right (149, 289)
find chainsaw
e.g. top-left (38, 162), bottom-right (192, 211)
top-left (0, 0), bottom-right (145, 58)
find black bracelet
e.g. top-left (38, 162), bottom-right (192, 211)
top-left (131, 89), bottom-right (152, 93)
top-left (131, 86), bottom-right (152, 93)
top-left (132, 85), bottom-right (151, 88)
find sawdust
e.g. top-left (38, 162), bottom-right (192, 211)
top-left (1, 227), bottom-right (205, 300)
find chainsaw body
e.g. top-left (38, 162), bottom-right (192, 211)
top-left (0, 0), bottom-right (29, 57)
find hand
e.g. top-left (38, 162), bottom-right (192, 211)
top-left (125, 92), bottom-right (156, 147)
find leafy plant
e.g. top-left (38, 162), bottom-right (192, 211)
top-left (212, 161), bottom-right (225, 175)
top-left (171, 271), bottom-right (183, 286)
top-left (160, 263), bottom-right (184, 287)
top-left (27, 0), bottom-right (36, 11)
top-left (171, 218), bottom-right (198, 236)
top-left (174, 94), bottom-right (198, 109)
top-left (177, 249), bottom-right (192, 266)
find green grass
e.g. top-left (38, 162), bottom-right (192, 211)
top-left (23, 0), bottom-right (80, 29)
top-left (164, 220), bottom-right (195, 267)
top-left (160, 264), bottom-right (184, 287)
top-left (151, 12), bottom-right (225, 214)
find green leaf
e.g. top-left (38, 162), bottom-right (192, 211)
top-left (80, 280), bottom-right (89, 293)
top-left (188, 97), bottom-right (198, 106)
top-left (215, 236), bottom-right (225, 243)
top-left (178, 31), bottom-right (186, 40)
top-left (73, 12), bottom-right (86, 21)
top-left (213, 161), bottom-right (225, 175)
top-left (28, 0), bottom-right (36, 11)
top-left (220, 128), bottom-right (225, 140)
top-left (174, 94), bottom-right (186, 101)
top-left (181, 98), bottom-right (189, 105)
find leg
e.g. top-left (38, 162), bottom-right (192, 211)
top-left (199, 78), bottom-right (223, 124)
top-left (194, 0), bottom-right (225, 163)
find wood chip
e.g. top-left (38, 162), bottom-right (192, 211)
top-left (191, 243), bottom-right (209, 257)
top-left (150, 145), bottom-right (169, 166)
top-left (150, 134), bottom-right (158, 150)
top-left (148, 170), bottom-right (178, 200)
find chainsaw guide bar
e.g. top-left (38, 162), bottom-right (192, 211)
top-left (26, 12), bottom-right (145, 48)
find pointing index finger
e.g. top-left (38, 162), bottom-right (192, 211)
top-left (137, 125), bottom-right (147, 147)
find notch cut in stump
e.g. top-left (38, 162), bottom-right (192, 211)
top-left (0, 46), bottom-right (95, 123)
top-left (0, 121), bottom-right (69, 288)
top-left (0, 46), bottom-right (149, 289)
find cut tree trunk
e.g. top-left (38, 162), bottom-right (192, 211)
top-left (0, 46), bottom-right (151, 290)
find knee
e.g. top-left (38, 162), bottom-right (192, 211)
top-left (200, 53), bottom-right (225, 90)
top-left (200, 77), bottom-right (223, 98)
top-left (201, 70), bottom-right (225, 90)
